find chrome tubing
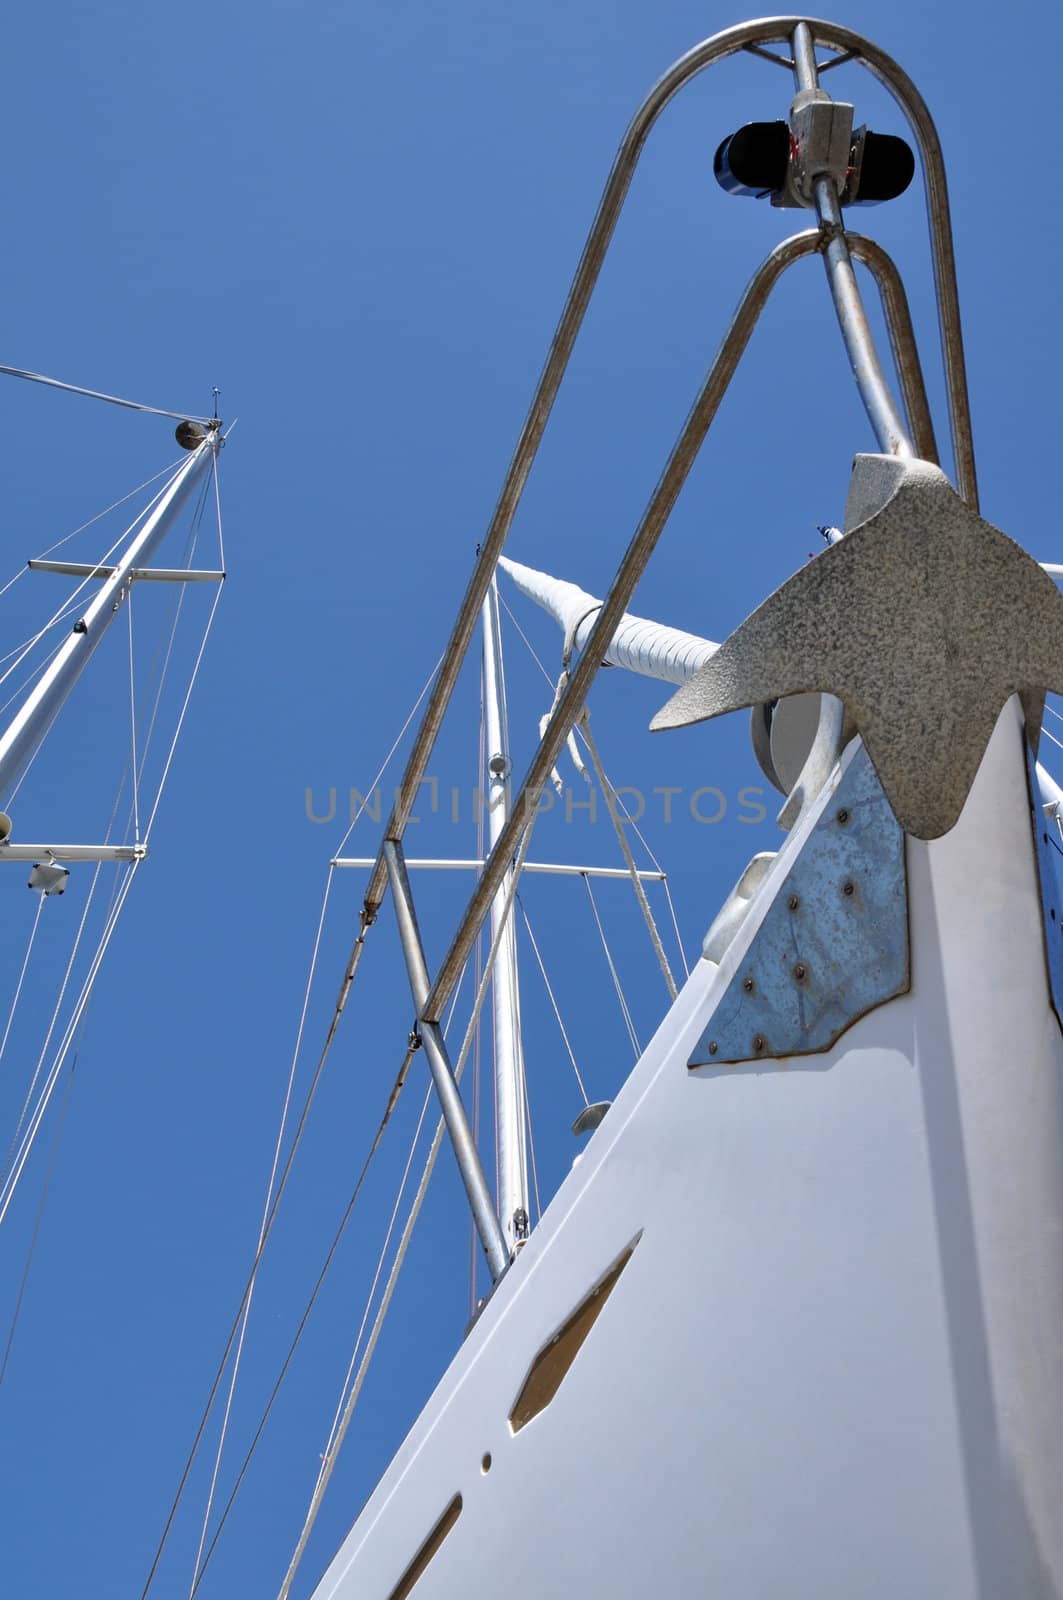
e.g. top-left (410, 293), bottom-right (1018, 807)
top-left (383, 841), bottom-right (510, 1281)
top-left (848, 234), bottom-right (938, 464)
top-left (357, 15), bottom-right (976, 945)
top-left (420, 229), bottom-right (822, 1024)
top-left (791, 21), bottom-right (913, 459)
top-left (814, 176), bottom-right (914, 456)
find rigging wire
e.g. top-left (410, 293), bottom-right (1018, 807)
top-left (0, 362), bottom-right (213, 423)
top-left (0, 467), bottom-right (181, 696)
top-left (0, 859), bottom-right (109, 1204)
top-left (0, 895), bottom-right (45, 1073)
top-left (0, 595), bottom-right (91, 677)
top-left (315, 965), bottom-right (470, 1477)
top-left (0, 859), bottom-right (141, 1229)
top-left (129, 472), bottom-right (213, 812)
top-left (210, 450), bottom-right (227, 575)
top-left (188, 958), bottom-right (472, 1597)
top-left (187, 868), bottom-right (337, 1598)
top-left (578, 714), bottom-right (678, 1000)
top-left (471, 668), bottom-right (487, 1317)
top-left (0, 1051), bottom-right (78, 1389)
top-left (0, 457), bottom-right (184, 607)
top-left (582, 872), bottom-right (641, 1059)
top-left (522, 1043), bottom-right (542, 1224)
top-left (187, 1031), bottom-right (422, 1596)
top-left (127, 590), bottom-right (141, 843)
top-left (499, 590), bottom-right (689, 976)
top-left (516, 894), bottom-right (589, 1107)
top-left (275, 816), bottom-right (539, 1600)
top-left (143, 650), bottom-right (448, 1600)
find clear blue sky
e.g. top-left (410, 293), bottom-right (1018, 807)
top-left (0, 3), bottom-right (1060, 1596)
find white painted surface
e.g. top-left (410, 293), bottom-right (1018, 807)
top-left (312, 700), bottom-right (1063, 1599)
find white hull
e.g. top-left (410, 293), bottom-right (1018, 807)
top-left (312, 699), bottom-right (1063, 1598)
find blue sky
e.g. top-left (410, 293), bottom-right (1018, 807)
top-left (0, 3), bottom-right (1060, 1596)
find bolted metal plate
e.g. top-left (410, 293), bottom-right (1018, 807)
top-left (1026, 740), bottom-right (1063, 1032)
top-left (689, 745), bottom-right (908, 1067)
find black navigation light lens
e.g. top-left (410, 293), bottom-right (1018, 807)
top-left (845, 128), bottom-right (915, 205)
top-left (714, 121), bottom-right (790, 198)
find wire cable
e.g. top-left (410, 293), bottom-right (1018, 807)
top-left (144, 652), bottom-right (445, 1598)
top-left (275, 818), bottom-right (537, 1600)
top-left (516, 894), bottom-right (589, 1106)
top-left (579, 714), bottom-right (678, 1000)
top-left (0, 894), bottom-right (45, 1074)
top-left (500, 590), bottom-right (689, 976)
top-left (0, 362), bottom-right (212, 423)
top-left (582, 872), bottom-right (641, 1059)
top-left (0, 1051), bottom-right (77, 1389)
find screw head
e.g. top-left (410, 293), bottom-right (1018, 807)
top-left (793, 962), bottom-right (806, 981)
top-left (743, 975), bottom-right (755, 993)
top-left (708, 1041), bottom-right (718, 1056)
top-left (752, 1034), bottom-right (766, 1052)
top-left (787, 894), bottom-right (800, 911)
top-left (837, 807), bottom-right (850, 825)
top-left (842, 879), bottom-right (855, 897)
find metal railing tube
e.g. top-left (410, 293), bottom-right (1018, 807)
top-left (383, 841), bottom-right (510, 1281)
top-left (847, 234), bottom-right (938, 464)
top-left (357, 16), bottom-right (977, 943)
top-left (419, 229), bottom-right (821, 1024)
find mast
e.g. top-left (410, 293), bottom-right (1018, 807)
top-left (480, 574), bottom-right (529, 1248)
top-left (0, 432), bottom-right (218, 807)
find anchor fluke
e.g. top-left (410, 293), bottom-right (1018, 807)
top-left (651, 456), bottom-right (1063, 840)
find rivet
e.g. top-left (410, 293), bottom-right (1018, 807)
top-left (793, 963), bottom-right (806, 981)
top-left (787, 894), bottom-right (799, 911)
top-left (752, 1034), bottom-right (766, 1052)
top-left (842, 879), bottom-right (855, 897)
top-left (837, 807), bottom-right (850, 825)
top-left (708, 1041), bottom-right (718, 1056)
top-left (743, 975), bottom-right (754, 993)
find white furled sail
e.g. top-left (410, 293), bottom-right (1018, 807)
top-left (498, 555), bottom-right (717, 684)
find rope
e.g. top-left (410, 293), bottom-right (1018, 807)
top-left (0, 362), bottom-right (213, 423)
top-left (275, 818), bottom-right (537, 1600)
top-left (517, 895), bottom-right (589, 1106)
top-left (579, 715), bottom-right (678, 1001)
top-left (582, 872), bottom-right (641, 1058)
